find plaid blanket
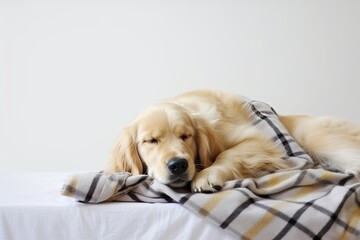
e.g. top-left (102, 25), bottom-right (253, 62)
top-left (61, 100), bottom-right (360, 239)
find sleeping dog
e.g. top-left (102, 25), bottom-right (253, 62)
top-left (106, 90), bottom-right (360, 192)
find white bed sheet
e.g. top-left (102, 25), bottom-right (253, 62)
top-left (0, 172), bottom-right (235, 240)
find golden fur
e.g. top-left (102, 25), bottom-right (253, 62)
top-left (106, 90), bottom-right (360, 192)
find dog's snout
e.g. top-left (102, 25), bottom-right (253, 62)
top-left (167, 158), bottom-right (188, 175)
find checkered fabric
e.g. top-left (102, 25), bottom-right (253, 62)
top-left (61, 100), bottom-right (360, 239)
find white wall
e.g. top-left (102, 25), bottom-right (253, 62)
top-left (1, 0), bottom-right (359, 172)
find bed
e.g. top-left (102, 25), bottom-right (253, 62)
top-left (0, 172), bottom-right (235, 240)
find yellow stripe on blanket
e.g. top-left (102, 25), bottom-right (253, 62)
top-left (266, 173), bottom-right (292, 187)
top-left (338, 208), bottom-right (360, 240)
top-left (290, 171), bottom-right (339, 200)
top-left (260, 172), bottom-right (296, 192)
top-left (244, 202), bottom-right (289, 239)
top-left (61, 176), bottom-right (79, 196)
top-left (290, 185), bottom-right (318, 201)
top-left (199, 190), bottom-right (234, 217)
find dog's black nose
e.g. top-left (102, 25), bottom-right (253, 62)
top-left (167, 158), bottom-right (188, 175)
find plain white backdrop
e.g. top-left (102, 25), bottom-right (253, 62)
top-left (1, 0), bottom-right (359, 172)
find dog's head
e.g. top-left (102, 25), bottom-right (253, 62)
top-left (107, 102), bottom-right (222, 187)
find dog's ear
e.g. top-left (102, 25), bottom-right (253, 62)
top-left (106, 125), bottom-right (143, 175)
top-left (194, 117), bottom-right (223, 168)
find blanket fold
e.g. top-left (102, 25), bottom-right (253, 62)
top-left (61, 169), bottom-right (360, 239)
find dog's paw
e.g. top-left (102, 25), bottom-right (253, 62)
top-left (191, 167), bottom-right (226, 193)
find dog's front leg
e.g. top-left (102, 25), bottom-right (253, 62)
top-left (191, 138), bottom-right (288, 193)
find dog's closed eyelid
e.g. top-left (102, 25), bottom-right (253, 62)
top-left (180, 134), bottom-right (192, 140)
top-left (143, 138), bottom-right (159, 144)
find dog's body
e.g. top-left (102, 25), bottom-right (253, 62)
top-left (106, 90), bottom-right (360, 192)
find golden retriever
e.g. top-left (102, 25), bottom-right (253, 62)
top-left (106, 90), bottom-right (360, 192)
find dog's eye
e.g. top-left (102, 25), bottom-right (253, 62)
top-left (180, 134), bottom-right (191, 141)
top-left (144, 138), bottom-right (159, 144)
